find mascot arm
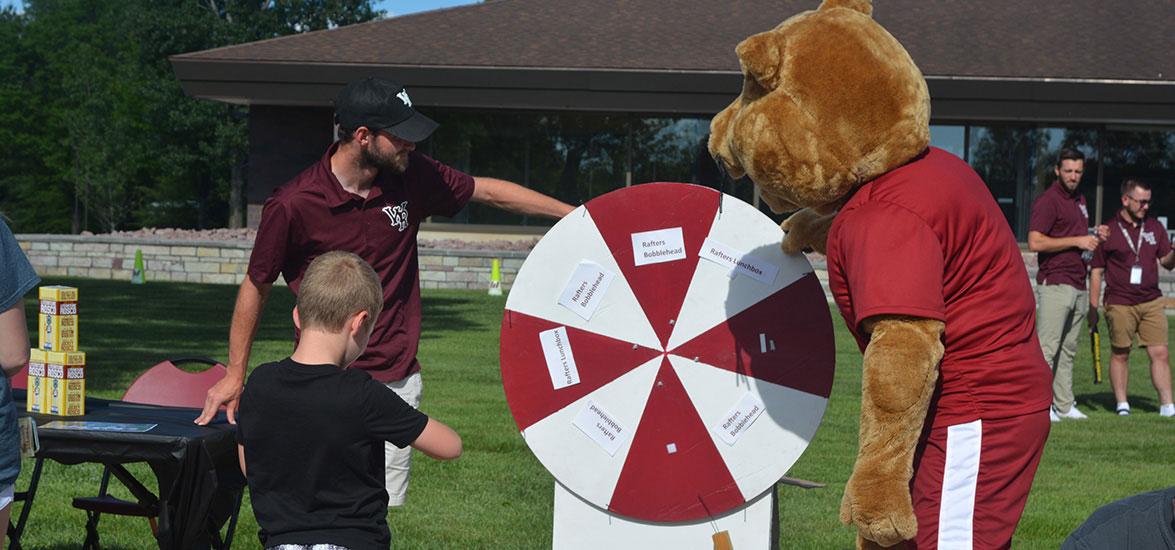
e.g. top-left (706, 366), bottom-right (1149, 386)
top-left (780, 208), bottom-right (837, 255)
top-left (840, 315), bottom-right (944, 549)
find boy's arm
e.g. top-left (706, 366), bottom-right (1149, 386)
top-left (237, 444), bottom-right (247, 476)
top-left (411, 418), bottom-right (462, 460)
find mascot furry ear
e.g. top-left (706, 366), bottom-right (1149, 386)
top-left (709, 0), bottom-right (929, 217)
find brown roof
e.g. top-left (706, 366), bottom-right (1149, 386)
top-left (175, 0), bottom-right (1173, 81)
top-left (171, 0), bottom-right (1175, 123)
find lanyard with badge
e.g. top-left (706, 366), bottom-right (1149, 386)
top-left (1117, 220), bottom-right (1144, 285)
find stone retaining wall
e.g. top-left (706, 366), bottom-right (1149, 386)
top-left (16, 234), bottom-right (527, 290)
top-left (15, 234), bottom-right (1175, 306)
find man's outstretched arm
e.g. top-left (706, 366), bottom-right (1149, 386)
top-left (195, 277), bottom-right (272, 425)
top-left (1027, 230), bottom-right (1101, 253)
top-left (471, 177), bottom-right (574, 220)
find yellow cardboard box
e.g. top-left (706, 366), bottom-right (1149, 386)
top-left (26, 349), bottom-right (48, 413)
top-left (38, 285), bottom-right (78, 302)
top-left (46, 351), bottom-right (85, 416)
top-left (39, 307), bottom-right (78, 352)
top-left (39, 285), bottom-right (79, 352)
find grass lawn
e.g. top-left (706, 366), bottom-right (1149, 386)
top-left (11, 277), bottom-right (1175, 549)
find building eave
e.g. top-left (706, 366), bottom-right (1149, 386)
top-left (170, 57), bottom-right (1175, 124)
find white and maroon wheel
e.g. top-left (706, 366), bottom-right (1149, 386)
top-left (500, 182), bottom-right (835, 522)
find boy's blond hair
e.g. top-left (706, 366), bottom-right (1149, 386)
top-left (297, 251), bottom-right (383, 332)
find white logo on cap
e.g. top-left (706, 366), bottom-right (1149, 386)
top-left (397, 90), bottom-right (412, 107)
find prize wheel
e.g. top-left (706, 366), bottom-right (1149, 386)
top-left (500, 183), bottom-right (835, 522)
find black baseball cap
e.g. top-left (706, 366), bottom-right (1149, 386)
top-left (334, 77), bottom-right (438, 143)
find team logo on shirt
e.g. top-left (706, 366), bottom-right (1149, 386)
top-left (382, 201), bottom-right (409, 232)
top-left (1078, 203), bottom-right (1088, 220)
top-left (1142, 231), bottom-right (1157, 245)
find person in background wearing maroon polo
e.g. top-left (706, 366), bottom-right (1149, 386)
top-left (195, 77), bottom-right (573, 508)
top-left (1089, 178), bottom-right (1175, 418)
top-left (1028, 148), bottom-right (1108, 422)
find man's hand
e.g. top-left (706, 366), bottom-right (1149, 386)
top-left (1095, 224), bottom-right (1110, 242)
top-left (1088, 305), bottom-right (1099, 330)
top-left (1160, 251), bottom-right (1175, 271)
top-left (195, 374), bottom-right (244, 425)
top-left (202, 277), bottom-right (271, 425)
top-left (1075, 235), bottom-right (1101, 252)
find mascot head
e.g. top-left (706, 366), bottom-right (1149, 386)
top-left (708, 0), bottom-right (930, 214)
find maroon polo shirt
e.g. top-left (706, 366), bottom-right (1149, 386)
top-left (1091, 214), bottom-right (1172, 306)
top-left (248, 143), bottom-right (475, 382)
top-left (1029, 181), bottom-right (1091, 289)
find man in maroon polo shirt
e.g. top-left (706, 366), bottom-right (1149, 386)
top-left (194, 77), bottom-right (574, 506)
top-left (1028, 148), bottom-right (1108, 422)
top-left (1090, 178), bottom-right (1175, 418)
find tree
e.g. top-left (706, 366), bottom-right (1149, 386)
top-left (0, 6), bottom-right (80, 232)
top-left (0, 0), bottom-right (381, 233)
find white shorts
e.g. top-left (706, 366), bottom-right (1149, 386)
top-left (0, 483), bottom-right (14, 509)
top-left (384, 372), bottom-right (423, 507)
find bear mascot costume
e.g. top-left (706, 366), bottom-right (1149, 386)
top-left (708, 1), bottom-right (1053, 548)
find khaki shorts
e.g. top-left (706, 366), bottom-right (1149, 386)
top-left (1105, 298), bottom-right (1170, 350)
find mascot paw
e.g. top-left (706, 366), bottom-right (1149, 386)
top-left (840, 475), bottom-right (917, 548)
top-left (780, 208), bottom-right (836, 255)
top-left (857, 535), bottom-right (911, 550)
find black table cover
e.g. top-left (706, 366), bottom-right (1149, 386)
top-left (15, 389), bottom-right (245, 549)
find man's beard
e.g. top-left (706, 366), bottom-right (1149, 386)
top-left (360, 143), bottom-right (409, 174)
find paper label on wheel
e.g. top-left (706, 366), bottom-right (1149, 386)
top-left (699, 238), bottom-right (779, 285)
top-left (539, 326), bottom-right (580, 390)
top-left (715, 392), bottom-right (766, 446)
top-left (632, 227), bottom-right (686, 266)
top-left (573, 399), bottom-right (629, 456)
top-left (557, 261), bottom-right (616, 320)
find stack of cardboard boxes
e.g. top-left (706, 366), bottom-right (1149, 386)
top-left (27, 285), bottom-right (86, 416)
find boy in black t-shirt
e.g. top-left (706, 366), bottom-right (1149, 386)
top-left (236, 251), bottom-right (462, 550)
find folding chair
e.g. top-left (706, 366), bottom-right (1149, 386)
top-left (71, 357), bottom-right (242, 550)
top-left (6, 362), bottom-right (45, 550)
